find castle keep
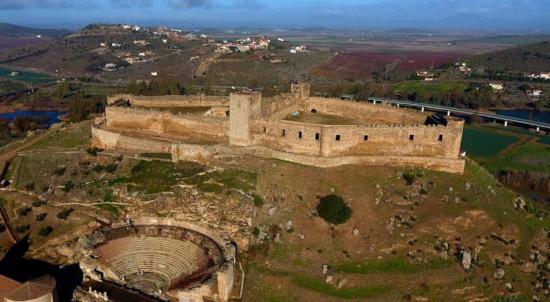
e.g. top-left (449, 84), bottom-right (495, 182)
top-left (93, 83), bottom-right (465, 173)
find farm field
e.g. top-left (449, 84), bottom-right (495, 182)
top-left (310, 52), bottom-right (466, 80)
top-left (0, 66), bottom-right (55, 83)
top-left (460, 127), bottom-right (520, 158)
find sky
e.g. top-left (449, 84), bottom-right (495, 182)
top-left (0, 0), bottom-right (549, 31)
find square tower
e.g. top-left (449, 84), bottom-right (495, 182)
top-left (291, 82), bottom-right (311, 101)
top-left (229, 91), bottom-right (261, 146)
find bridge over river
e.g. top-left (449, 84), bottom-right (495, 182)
top-left (368, 97), bottom-right (550, 131)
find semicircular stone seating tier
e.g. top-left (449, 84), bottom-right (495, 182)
top-left (94, 236), bottom-right (210, 286)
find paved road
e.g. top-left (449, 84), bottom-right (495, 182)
top-left (368, 97), bottom-right (550, 130)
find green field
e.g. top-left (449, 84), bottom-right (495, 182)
top-left (460, 127), bottom-right (520, 157)
top-left (484, 144), bottom-right (550, 174)
top-left (399, 82), bottom-right (468, 93)
top-left (0, 66), bottom-right (55, 83)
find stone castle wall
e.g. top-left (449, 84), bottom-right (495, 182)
top-left (94, 83), bottom-right (465, 173)
top-left (107, 94), bottom-right (229, 107)
top-left (249, 118), bottom-right (463, 159)
top-left (105, 107), bottom-right (228, 139)
top-left (305, 97), bottom-right (427, 125)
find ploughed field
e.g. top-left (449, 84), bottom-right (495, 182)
top-left (310, 53), bottom-right (465, 79)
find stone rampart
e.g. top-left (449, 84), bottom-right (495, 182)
top-left (305, 97), bottom-right (428, 125)
top-left (105, 107), bottom-right (228, 138)
top-left (249, 118), bottom-right (463, 159)
top-left (94, 127), bottom-right (464, 173)
top-left (107, 94), bottom-right (229, 107)
top-left (92, 127), bottom-right (172, 153)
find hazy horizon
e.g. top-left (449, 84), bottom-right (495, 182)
top-left (0, 0), bottom-right (549, 32)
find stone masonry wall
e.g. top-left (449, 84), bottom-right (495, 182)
top-left (107, 94), bottom-right (229, 107)
top-left (250, 118), bottom-right (463, 159)
top-left (105, 107), bottom-right (228, 138)
top-left (305, 97), bottom-right (428, 125)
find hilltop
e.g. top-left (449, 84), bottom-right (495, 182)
top-left (0, 23), bottom-right (72, 39)
top-left (464, 41), bottom-right (550, 73)
top-left (0, 24), bottom-right (211, 81)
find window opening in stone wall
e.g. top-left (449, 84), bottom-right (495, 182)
top-left (282, 129), bottom-right (286, 137)
top-left (315, 133), bottom-right (320, 140)
top-left (298, 131), bottom-right (303, 139)
top-left (263, 127), bottom-right (267, 133)
top-left (364, 135), bottom-right (369, 141)
top-left (409, 134), bottom-right (414, 141)
top-left (335, 134), bottom-right (341, 141)
top-left (438, 134), bottom-right (443, 141)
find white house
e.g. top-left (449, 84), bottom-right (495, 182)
top-left (489, 83), bottom-right (504, 91)
top-left (530, 89), bottom-right (543, 97)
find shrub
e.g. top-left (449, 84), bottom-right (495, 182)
top-left (252, 194), bottom-right (264, 207)
top-left (54, 166), bottom-right (66, 176)
top-left (419, 188), bottom-right (428, 195)
top-left (57, 208), bottom-right (74, 220)
top-left (403, 172), bottom-right (416, 185)
top-left (18, 207), bottom-right (32, 217)
top-left (252, 227), bottom-right (260, 237)
top-left (36, 213), bottom-right (47, 221)
top-left (25, 182), bottom-right (35, 191)
top-left (38, 226), bottom-right (53, 237)
top-left (87, 147), bottom-right (98, 156)
top-left (93, 164), bottom-right (104, 173)
top-left (62, 181), bottom-right (75, 192)
top-left (0, 224), bottom-right (5, 233)
top-left (316, 194), bottom-right (352, 225)
top-left (32, 200), bottom-right (44, 207)
top-left (105, 163), bottom-right (117, 173)
top-left (15, 225), bottom-right (30, 233)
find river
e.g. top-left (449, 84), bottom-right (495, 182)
top-left (0, 110), bottom-right (67, 127)
top-left (495, 109), bottom-right (550, 123)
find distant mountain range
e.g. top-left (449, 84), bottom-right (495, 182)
top-left (0, 23), bottom-right (72, 38)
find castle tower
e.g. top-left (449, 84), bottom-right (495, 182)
top-left (229, 91), bottom-right (261, 146)
top-left (291, 82), bottom-right (310, 101)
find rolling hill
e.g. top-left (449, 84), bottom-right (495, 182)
top-left (464, 40), bottom-right (550, 73)
top-left (0, 23), bottom-right (72, 38)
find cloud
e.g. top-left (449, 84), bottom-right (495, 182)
top-left (110, 0), bottom-right (153, 8)
top-left (167, 0), bottom-right (210, 9)
top-left (0, 0), bottom-right (99, 9)
top-left (230, 0), bottom-right (265, 9)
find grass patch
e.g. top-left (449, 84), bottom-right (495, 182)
top-left (140, 152), bottom-right (172, 160)
top-left (291, 275), bottom-right (391, 299)
top-left (29, 121), bottom-right (92, 150)
top-left (95, 203), bottom-right (123, 215)
top-left (484, 144), bottom-right (550, 174)
top-left (129, 160), bottom-right (204, 194)
top-left (460, 127), bottom-right (520, 157)
top-left (332, 257), bottom-right (453, 274)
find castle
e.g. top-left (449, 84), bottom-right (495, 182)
top-left (92, 83), bottom-right (465, 173)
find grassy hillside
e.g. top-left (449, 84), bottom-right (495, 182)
top-left (464, 41), bottom-right (550, 73)
top-left (0, 24), bottom-right (211, 82)
top-left (0, 23), bottom-right (72, 38)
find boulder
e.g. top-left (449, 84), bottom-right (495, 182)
top-left (493, 268), bottom-right (505, 280)
top-left (462, 250), bottom-right (472, 270)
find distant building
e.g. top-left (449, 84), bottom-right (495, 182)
top-left (530, 89), bottom-right (543, 97)
top-left (488, 83), bottom-right (504, 91)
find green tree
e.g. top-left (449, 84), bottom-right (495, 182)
top-left (316, 194), bottom-right (352, 225)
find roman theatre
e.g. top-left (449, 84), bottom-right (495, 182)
top-left (92, 82), bottom-right (465, 173)
top-left (77, 217), bottom-right (236, 302)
